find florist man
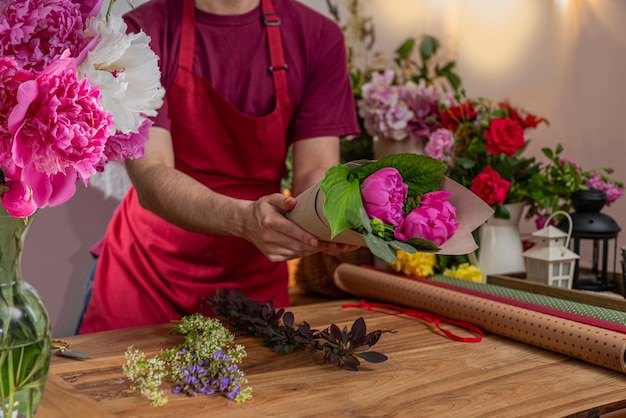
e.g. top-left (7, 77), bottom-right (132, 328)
top-left (79, 0), bottom-right (359, 333)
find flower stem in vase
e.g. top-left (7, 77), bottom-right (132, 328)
top-left (0, 209), bottom-right (51, 418)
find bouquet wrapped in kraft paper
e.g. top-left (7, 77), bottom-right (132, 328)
top-left (286, 154), bottom-right (494, 263)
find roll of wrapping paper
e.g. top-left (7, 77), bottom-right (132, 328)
top-left (333, 263), bottom-right (626, 374)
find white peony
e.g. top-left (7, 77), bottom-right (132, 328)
top-left (78, 15), bottom-right (165, 135)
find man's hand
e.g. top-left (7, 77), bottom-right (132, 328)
top-left (241, 193), bottom-right (360, 262)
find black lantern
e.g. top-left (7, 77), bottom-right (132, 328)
top-left (557, 189), bottom-right (621, 291)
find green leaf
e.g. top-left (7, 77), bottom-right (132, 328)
top-left (405, 237), bottom-right (441, 252)
top-left (395, 38), bottom-right (415, 60)
top-left (419, 35), bottom-right (440, 60)
top-left (320, 165), bottom-right (363, 238)
top-left (350, 154), bottom-right (447, 197)
top-left (363, 233), bottom-right (398, 263)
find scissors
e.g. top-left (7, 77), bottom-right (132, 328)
top-left (51, 339), bottom-right (91, 360)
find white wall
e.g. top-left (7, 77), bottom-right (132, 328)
top-left (23, 0), bottom-right (626, 337)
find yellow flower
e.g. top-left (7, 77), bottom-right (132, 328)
top-left (389, 251), bottom-right (437, 278)
top-left (443, 263), bottom-right (483, 283)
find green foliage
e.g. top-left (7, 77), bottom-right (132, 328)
top-left (394, 35), bottom-right (462, 92)
top-left (523, 144), bottom-right (623, 221)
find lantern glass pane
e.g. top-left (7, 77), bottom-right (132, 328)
top-left (563, 263), bottom-right (571, 275)
top-left (552, 263), bottom-right (560, 276)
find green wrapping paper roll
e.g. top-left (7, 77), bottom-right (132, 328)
top-left (333, 264), bottom-right (626, 374)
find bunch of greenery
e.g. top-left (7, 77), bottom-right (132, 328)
top-left (523, 144), bottom-right (624, 225)
top-left (210, 288), bottom-right (392, 371)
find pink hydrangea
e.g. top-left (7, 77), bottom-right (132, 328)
top-left (0, 0), bottom-right (85, 72)
top-left (358, 70), bottom-right (414, 141)
top-left (361, 167), bottom-right (408, 227)
top-left (1, 179), bottom-right (37, 217)
top-left (6, 56), bottom-right (113, 208)
top-left (402, 83), bottom-right (456, 141)
top-left (394, 190), bottom-right (458, 245)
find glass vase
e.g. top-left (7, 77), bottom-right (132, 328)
top-left (0, 208), bottom-right (51, 418)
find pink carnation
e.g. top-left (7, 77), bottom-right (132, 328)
top-left (425, 128), bottom-right (455, 164)
top-left (587, 172), bottom-right (624, 205)
top-left (6, 56), bottom-right (113, 208)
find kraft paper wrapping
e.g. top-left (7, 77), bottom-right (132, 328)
top-left (286, 176), bottom-right (493, 255)
top-left (333, 264), bottom-right (626, 374)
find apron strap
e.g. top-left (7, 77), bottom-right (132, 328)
top-left (261, 0), bottom-right (292, 115)
top-left (179, 0), bottom-right (196, 72)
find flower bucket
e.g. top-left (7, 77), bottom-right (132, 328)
top-left (287, 176), bottom-right (494, 256)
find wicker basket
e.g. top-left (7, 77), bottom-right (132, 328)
top-left (294, 248), bottom-right (374, 299)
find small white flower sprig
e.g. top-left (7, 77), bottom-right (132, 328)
top-left (123, 314), bottom-right (252, 407)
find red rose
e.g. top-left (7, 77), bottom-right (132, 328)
top-left (440, 102), bottom-right (477, 131)
top-left (484, 118), bottom-right (525, 157)
top-left (498, 102), bottom-right (549, 129)
top-left (470, 166), bottom-right (511, 206)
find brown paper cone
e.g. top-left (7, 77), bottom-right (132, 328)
top-left (285, 182), bottom-right (366, 246)
top-left (286, 176), bottom-right (494, 255)
top-left (333, 264), bottom-right (626, 374)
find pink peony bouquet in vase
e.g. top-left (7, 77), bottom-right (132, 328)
top-left (0, 0), bottom-right (165, 218)
top-left (287, 153), bottom-right (493, 263)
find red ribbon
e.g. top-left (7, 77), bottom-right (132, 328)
top-left (343, 300), bottom-right (483, 343)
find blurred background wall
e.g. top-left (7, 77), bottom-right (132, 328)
top-left (24, 0), bottom-right (626, 336)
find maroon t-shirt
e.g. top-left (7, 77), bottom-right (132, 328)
top-left (124, 0), bottom-right (360, 142)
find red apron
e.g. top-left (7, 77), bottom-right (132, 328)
top-left (79, 0), bottom-right (293, 332)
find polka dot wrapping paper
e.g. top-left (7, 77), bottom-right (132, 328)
top-left (333, 264), bottom-right (626, 374)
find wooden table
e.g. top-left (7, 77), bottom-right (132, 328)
top-left (37, 299), bottom-right (626, 417)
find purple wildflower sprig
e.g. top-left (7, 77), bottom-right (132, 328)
top-left (170, 348), bottom-right (247, 401)
top-left (210, 288), bottom-right (392, 371)
top-left (123, 314), bottom-right (252, 407)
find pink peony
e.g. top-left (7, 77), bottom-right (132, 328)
top-left (6, 56), bottom-right (113, 208)
top-left (361, 167), bottom-right (408, 227)
top-left (394, 191), bottom-right (458, 245)
top-left (0, 0), bottom-right (85, 72)
top-left (0, 57), bottom-right (30, 177)
top-left (1, 179), bottom-right (37, 217)
top-left (97, 117), bottom-right (152, 171)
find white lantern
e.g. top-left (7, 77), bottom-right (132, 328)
top-left (523, 211), bottom-right (579, 289)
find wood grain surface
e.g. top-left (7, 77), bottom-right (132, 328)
top-left (37, 299), bottom-right (626, 417)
